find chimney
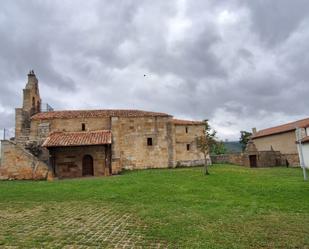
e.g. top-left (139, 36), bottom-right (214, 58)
top-left (252, 127), bottom-right (257, 134)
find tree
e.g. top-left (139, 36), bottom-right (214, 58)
top-left (197, 120), bottom-right (229, 175)
top-left (239, 131), bottom-right (252, 151)
top-left (203, 120), bottom-right (227, 155)
top-left (196, 135), bottom-right (210, 175)
top-left (211, 140), bottom-right (227, 155)
top-left (196, 120), bottom-right (216, 175)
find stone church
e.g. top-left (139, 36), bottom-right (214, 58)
top-left (0, 72), bottom-right (207, 180)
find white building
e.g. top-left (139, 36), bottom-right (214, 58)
top-left (297, 127), bottom-right (309, 169)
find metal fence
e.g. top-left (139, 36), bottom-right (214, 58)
top-left (41, 103), bottom-right (54, 112)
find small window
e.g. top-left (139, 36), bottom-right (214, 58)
top-left (185, 126), bottom-right (188, 133)
top-left (186, 144), bottom-right (190, 151)
top-left (147, 137), bottom-right (153, 146)
top-left (82, 123), bottom-right (86, 131)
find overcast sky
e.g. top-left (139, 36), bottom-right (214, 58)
top-left (1, 0), bottom-right (309, 140)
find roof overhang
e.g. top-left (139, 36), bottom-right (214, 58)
top-left (42, 130), bottom-right (112, 148)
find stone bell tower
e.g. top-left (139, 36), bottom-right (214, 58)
top-left (22, 70), bottom-right (41, 114)
top-left (15, 70), bottom-right (41, 143)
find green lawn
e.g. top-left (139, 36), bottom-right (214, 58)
top-left (0, 165), bottom-right (309, 248)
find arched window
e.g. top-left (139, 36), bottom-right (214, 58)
top-left (32, 97), bottom-right (35, 108)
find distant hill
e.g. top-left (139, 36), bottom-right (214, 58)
top-left (223, 141), bottom-right (242, 153)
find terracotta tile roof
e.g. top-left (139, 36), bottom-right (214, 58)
top-left (252, 118), bottom-right (309, 139)
top-left (42, 130), bottom-right (112, 148)
top-left (32, 109), bottom-right (170, 120)
top-left (172, 119), bottom-right (205, 125)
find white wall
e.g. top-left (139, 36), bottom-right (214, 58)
top-left (301, 143), bottom-right (309, 169)
top-left (0, 130), bottom-right (3, 159)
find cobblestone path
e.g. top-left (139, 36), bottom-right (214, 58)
top-left (0, 202), bottom-right (171, 248)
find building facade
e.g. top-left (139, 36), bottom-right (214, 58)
top-left (251, 119), bottom-right (309, 167)
top-left (212, 119), bottom-right (309, 168)
top-left (0, 72), bottom-right (207, 180)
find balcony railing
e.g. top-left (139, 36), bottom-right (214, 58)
top-left (41, 103), bottom-right (54, 112)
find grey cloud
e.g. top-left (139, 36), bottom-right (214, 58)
top-left (241, 0), bottom-right (309, 47)
top-left (0, 111), bottom-right (14, 130)
top-left (0, 0), bottom-right (309, 139)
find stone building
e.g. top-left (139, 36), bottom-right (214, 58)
top-left (211, 140), bottom-right (283, 168)
top-left (212, 118), bottom-right (309, 168)
top-left (251, 118), bottom-right (309, 167)
top-left (0, 72), bottom-right (207, 180)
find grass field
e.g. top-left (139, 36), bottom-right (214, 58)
top-left (0, 165), bottom-right (308, 248)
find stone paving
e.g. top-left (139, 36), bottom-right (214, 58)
top-left (0, 202), bottom-right (171, 248)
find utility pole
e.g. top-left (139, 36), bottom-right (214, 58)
top-left (296, 128), bottom-right (308, 181)
top-left (3, 128), bottom-right (5, 140)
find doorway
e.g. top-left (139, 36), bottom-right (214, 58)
top-left (82, 155), bottom-right (94, 176)
top-left (249, 155), bottom-right (257, 168)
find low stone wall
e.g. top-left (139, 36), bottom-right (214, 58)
top-left (281, 153), bottom-right (300, 167)
top-left (0, 140), bottom-right (49, 180)
top-left (211, 153), bottom-right (245, 166)
top-left (176, 159), bottom-right (205, 167)
top-left (211, 152), bottom-right (300, 168)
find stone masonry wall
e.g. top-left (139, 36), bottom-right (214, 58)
top-left (252, 131), bottom-right (298, 154)
top-left (111, 116), bottom-right (173, 170)
top-left (174, 124), bottom-right (205, 166)
top-left (211, 152), bottom-right (300, 167)
top-left (51, 145), bottom-right (108, 178)
top-left (27, 115), bottom-right (208, 175)
top-left (211, 153), bottom-right (245, 166)
top-left (0, 140), bottom-right (49, 180)
top-left (281, 153), bottom-right (300, 167)
top-left (30, 117), bottom-right (111, 142)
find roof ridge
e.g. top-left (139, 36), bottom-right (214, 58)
top-left (257, 117), bottom-right (309, 132)
top-left (252, 117), bottom-right (309, 139)
top-left (31, 109), bottom-right (171, 120)
top-left (172, 118), bottom-right (205, 125)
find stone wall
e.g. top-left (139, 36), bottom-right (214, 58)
top-left (30, 117), bottom-right (111, 142)
top-left (252, 131), bottom-right (298, 154)
top-left (211, 153), bottom-right (245, 166)
top-left (24, 115), bottom-right (207, 176)
top-left (111, 116), bottom-right (173, 170)
top-left (211, 152), bottom-right (300, 167)
top-left (0, 140), bottom-right (49, 180)
top-left (174, 124), bottom-right (205, 166)
top-left (281, 153), bottom-right (300, 167)
top-left (50, 145), bottom-right (109, 178)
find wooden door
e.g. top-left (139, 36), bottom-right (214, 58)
top-left (249, 155), bottom-right (257, 168)
top-left (82, 155), bottom-right (94, 176)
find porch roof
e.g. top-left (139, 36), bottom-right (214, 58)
top-left (42, 130), bottom-right (112, 148)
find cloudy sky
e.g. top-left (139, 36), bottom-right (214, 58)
top-left (1, 0), bottom-right (309, 140)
